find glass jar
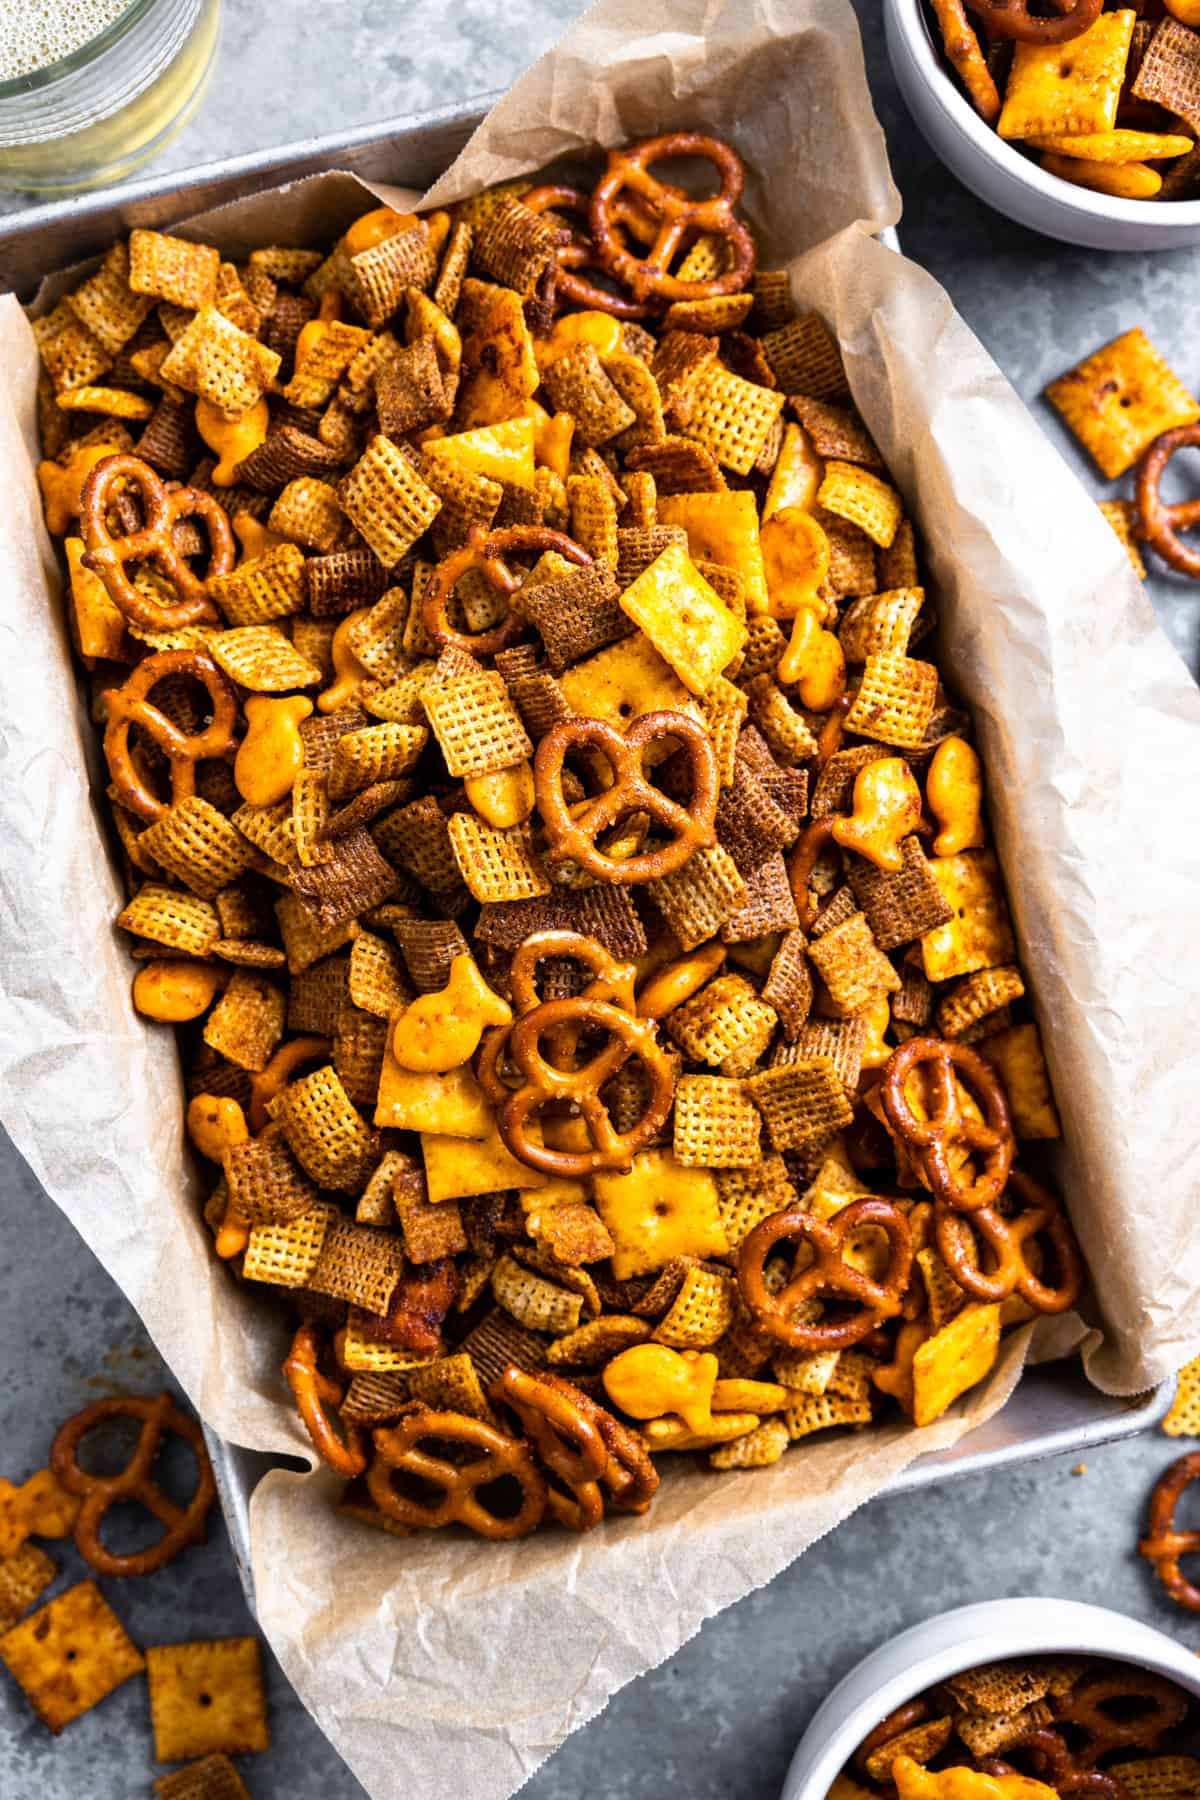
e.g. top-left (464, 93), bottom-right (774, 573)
top-left (0, 0), bottom-right (220, 193)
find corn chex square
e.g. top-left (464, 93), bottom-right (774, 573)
top-left (844, 653), bottom-right (938, 749)
top-left (159, 306), bottom-right (280, 414)
top-left (421, 666), bottom-right (531, 777)
top-left (338, 434), bottom-right (441, 568)
top-left (680, 364), bottom-right (786, 476)
top-left (672, 1074), bottom-right (762, 1168)
top-left (817, 461), bottom-right (903, 548)
top-left (446, 814), bottom-right (551, 902)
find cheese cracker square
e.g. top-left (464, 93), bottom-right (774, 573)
top-left (1046, 327), bottom-right (1199, 479)
top-left (999, 12), bottom-right (1135, 140)
top-left (0, 1581), bottom-right (144, 1733)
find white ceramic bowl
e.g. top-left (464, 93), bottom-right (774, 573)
top-left (883, 0), bottom-right (1200, 250)
top-left (781, 1597), bottom-right (1200, 1799)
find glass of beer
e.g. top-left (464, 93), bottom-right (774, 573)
top-left (0, 0), bottom-right (220, 193)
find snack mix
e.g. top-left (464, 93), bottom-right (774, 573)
top-left (927, 0), bottom-right (1200, 201)
top-left (33, 132), bottom-right (1086, 1544)
top-left (829, 1654), bottom-right (1198, 1800)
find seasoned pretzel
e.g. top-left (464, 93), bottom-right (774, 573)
top-left (103, 647), bottom-right (240, 822)
top-left (737, 1199), bottom-right (913, 1349)
top-left (491, 1366), bottom-right (658, 1530)
top-left (367, 1407), bottom-right (547, 1539)
top-left (487, 995), bottom-right (676, 1177)
top-left (283, 1323), bottom-right (367, 1478)
top-left (881, 1036), bottom-right (1014, 1212)
top-left (855, 1698), bottom-right (934, 1775)
top-left (590, 133), bottom-right (756, 303)
top-left (50, 1391), bottom-right (216, 1577)
top-left (422, 521), bottom-right (591, 657)
top-left (929, 0), bottom-right (1002, 124)
top-left (963, 0), bottom-right (1102, 42)
top-left (247, 1035), bottom-right (331, 1133)
top-left (522, 184), bottom-right (654, 320)
top-left (80, 452), bottom-right (233, 631)
top-left (1140, 1451), bottom-right (1200, 1613)
top-left (982, 1730), bottom-right (1128, 1797)
top-left (786, 817), bottom-right (839, 931)
top-left (508, 928), bottom-right (639, 1016)
top-left (1136, 423), bottom-right (1200, 580)
top-left (935, 1169), bottom-right (1084, 1312)
top-left (1054, 1668), bottom-right (1188, 1764)
top-left (535, 711), bottom-right (718, 883)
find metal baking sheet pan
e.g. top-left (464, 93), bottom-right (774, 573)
top-left (1, 97), bottom-right (1171, 1606)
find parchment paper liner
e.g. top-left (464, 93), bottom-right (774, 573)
top-left (2, 1), bottom-right (1199, 1794)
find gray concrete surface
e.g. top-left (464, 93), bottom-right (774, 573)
top-left (2, 1), bottom-right (1199, 1795)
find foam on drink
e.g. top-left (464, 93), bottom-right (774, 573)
top-left (0, 1), bottom-right (131, 82)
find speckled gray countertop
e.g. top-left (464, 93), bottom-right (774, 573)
top-left (1, 3), bottom-right (1198, 1797)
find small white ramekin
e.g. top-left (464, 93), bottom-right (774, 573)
top-left (781, 1597), bottom-right (1200, 1799)
top-left (883, 0), bottom-right (1200, 250)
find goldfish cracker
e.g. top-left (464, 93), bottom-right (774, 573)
top-left (37, 443), bottom-right (122, 536)
top-left (132, 960), bottom-right (224, 1022)
top-left (342, 206), bottom-right (419, 256)
top-left (778, 608), bottom-right (846, 708)
top-left (424, 210), bottom-right (451, 255)
top-left (318, 609), bottom-right (374, 713)
top-left (763, 422), bottom-right (823, 521)
top-left (234, 694), bottom-right (314, 806)
top-left (233, 513), bottom-right (288, 562)
top-left (186, 1093), bottom-right (249, 1162)
top-left (522, 400), bottom-right (575, 481)
top-left (859, 996), bottom-right (893, 1071)
top-left (195, 395), bottom-right (269, 485)
top-left (636, 943), bottom-right (726, 1019)
top-left (533, 309), bottom-right (624, 369)
top-left (464, 761), bottom-right (536, 828)
top-left (247, 1035), bottom-right (330, 1134)
top-left (602, 1344), bottom-right (720, 1433)
top-left (214, 1197), bottom-right (251, 1261)
top-left (927, 736), bottom-right (986, 857)
top-left (760, 506), bottom-right (830, 618)
top-left (390, 955), bottom-right (512, 1074)
top-left (1167, 0), bottom-right (1200, 18)
top-left (891, 1758), bottom-right (1056, 1800)
top-left (832, 757), bottom-right (923, 872)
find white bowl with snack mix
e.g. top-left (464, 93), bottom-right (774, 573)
top-left (782, 1597), bottom-right (1200, 1799)
top-left (884, 0), bottom-right (1200, 249)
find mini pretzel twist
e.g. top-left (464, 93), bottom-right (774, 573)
top-left (80, 452), bottom-right (234, 631)
top-left (283, 1323), bottom-right (367, 1479)
top-left (422, 522), bottom-right (592, 657)
top-left (982, 1730), bottom-right (1129, 1797)
top-left (1136, 423), bottom-right (1200, 579)
top-left (508, 928), bottom-right (640, 1016)
top-left (50, 1392), bottom-right (216, 1577)
top-left (489, 995), bottom-right (677, 1177)
top-left (1052, 1668), bottom-right (1189, 1764)
top-left (1140, 1451), bottom-right (1200, 1613)
top-left (590, 133), bottom-right (756, 303)
top-left (854, 1698), bottom-right (934, 1775)
top-left (491, 1366), bottom-right (658, 1530)
top-left (535, 711), bottom-right (718, 884)
top-left (521, 184), bottom-right (655, 320)
top-left (962, 0), bottom-right (1102, 42)
top-left (934, 1169), bottom-right (1084, 1312)
top-left (881, 1036), bottom-right (1014, 1212)
top-left (737, 1199), bottom-right (913, 1350)
top-left (103, 647), bottom-right (240, 822)
top-left (367, 1407), bottom-right (547, 1539)
top-left (786, 817), bottom-right (839, 931)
